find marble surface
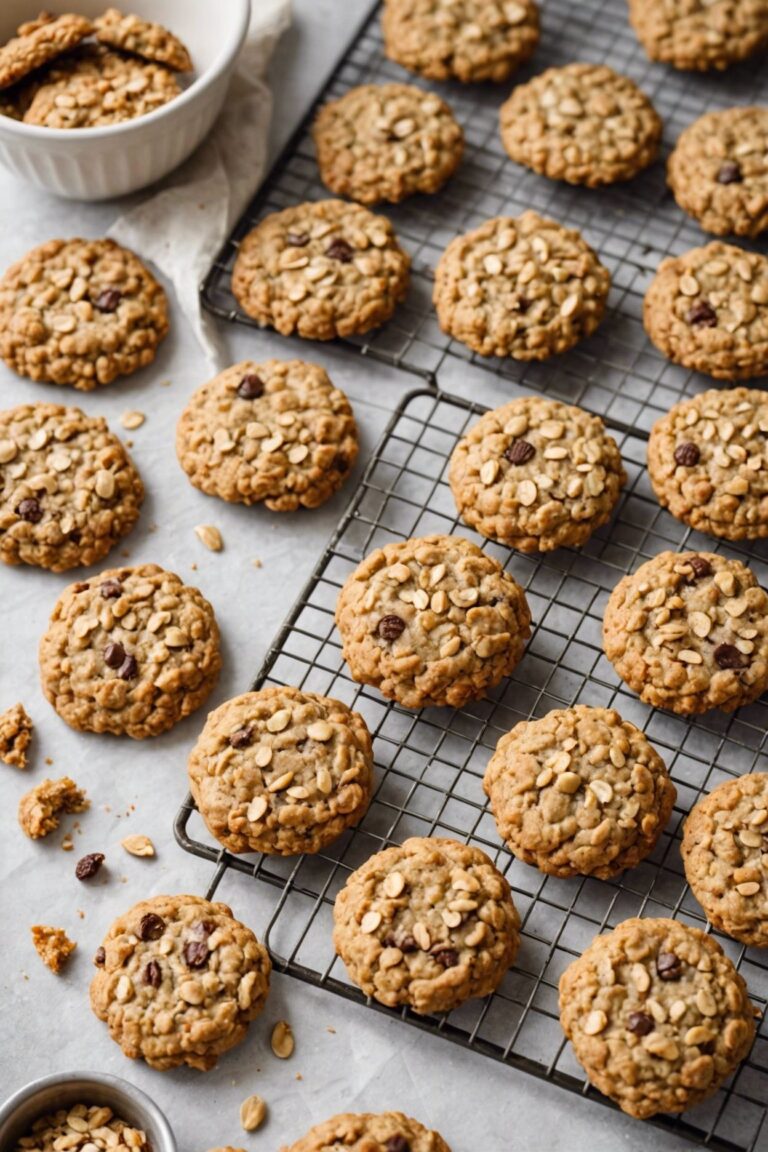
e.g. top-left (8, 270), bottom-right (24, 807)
top-left (0, 3), bottom-right (695, 1150)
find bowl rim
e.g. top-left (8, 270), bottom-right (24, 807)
top-left (0, 0), bottom-right (251, 140)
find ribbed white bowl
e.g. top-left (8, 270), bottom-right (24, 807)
top-left (0, 0), bottom-right (250, 200)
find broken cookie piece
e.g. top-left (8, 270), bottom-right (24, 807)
top-left (18, 775), bottom-right (89, 839)
top-left (31, 923), bottom-right (77, 973)
top-left (0, 702), bottom-right (33, 768)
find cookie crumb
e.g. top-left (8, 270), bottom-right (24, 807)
top-left (252, 558), bottom-right (263, 569)
top-left (31, 924), bottom-right (76, 973)
top-left (195, 524), bottom-right (223, 552)
top-left (121, 833), bottom-right (155, 857)
top-left (0, 702), bottom-right (33, 768)
top-left (18, 776), bottom-right (89, 840)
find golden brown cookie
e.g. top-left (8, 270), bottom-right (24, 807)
top-left (95, 8), bottom-right (192, 71)
top-left (0, 12), bottom-right (93, 89)
top-left (628, 0), bottom-right (768, 70)
top-left (281, 1112), bottom-right (452, 1152)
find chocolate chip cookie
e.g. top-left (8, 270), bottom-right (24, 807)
top-left (382, 0), bottom-right (540, 83)
top-left (559, 917), bottom-right (755, 1118)
top-left (682, 773), bottom-right (768, 946)
top-left (188, 686), bottom-right (374, 856)
top-left (231, 199), bottom-right (411, 341)
top-left (333, 836), bottom-right (520, 1015)
top-left (0, 402), bottom-right (144, 571)
top-left (281, 1112), bottom-right (452, 1152)
top-left (176, 360), bottom-right (358, 512)
top-left (335, 533), bottom-right (531, 709)
top-left (433, 211), bottom-right (610, 360)
top-left (668, 107), bottom-right (768, 239)
top-left (0, 12), bottom-right (93, 89)
top-left (648, 388), bottom-right (768, 541)
top-left (628, 0), bottom-right (768, 70)
top-left (449, 396), bottom-right (625, 551)
top-left (313, 83), bottom-right (464, 205)
top-left (644, 242), bottom-right (768, 381)
top-left (484, 706), bottom-right (676, 878)
top-left (39, 563), bottom-right (222, 739)
top-left (0, 238), bottom-right (169, 390)
top-left (95, 8), bottom-right (193, 71)
top-left (90, 894), bottom-right (271, 1071)
top-left (603, 551), bottom-right (768, 715)
top-left (500, 63), bottom-right (661, 187)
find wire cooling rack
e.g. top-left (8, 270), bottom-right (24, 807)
top-left (177, 386), bottom-right (768, 1152)
top-left (201, 0), bottom-right (768, 434)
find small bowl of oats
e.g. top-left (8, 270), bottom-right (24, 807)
top-left (0, 0), bottom-right (250, 199)
top-left (0, 1071), bottom-right (177, 1152)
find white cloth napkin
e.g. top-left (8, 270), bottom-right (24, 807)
top-left (109, 0), bottom-right (292, 367)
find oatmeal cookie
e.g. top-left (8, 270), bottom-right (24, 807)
top-left (603, 551), bottom-right (768, 715)
top-left (31, 924), bottom-right (76, 974)
top-left (335, 533), bottom-right (531, 709)
top-left (0, 702), bottom-right (32, 767)
top-left (648, 388), bottom-right (768, 541)
top-left (0, 13), bottom-right (93, 89)
top-left (484, 706), bottom-right (676, 878)
top-left (333, 836), bottom-right (520, 1015)
top-left (0, 402), bottom-right (144, 571)
top-left (668, 107), bottom-right (768, 239)
top-left (281, 1112), bottom-right (452, 1152)
top-left (312, 83), bottom-right (464, 204)
top-left (682, 773), bottom-right (768, 946)
top-left (628, 0), bottom-right (768, 70)
top-left (188, 686), bottom-right (374, 856)
top-left (500, 63), bottom-right (661, 187)
top-left (39, 563), bottom-right (221, 739)
top-left (449, 396), bottom-right (625, 551)
top-left (18, 775), bottom-right (88, 839)
top-left (559, 917), bottom-right (755, 1118)
top-left (231, 199), bottom-right (411, 341)
top-left (0, 237), bottom-right (169, 391)
top-left (433, 211), bottom-right (610, 360)
top-left (95, 8), bottom-right (192, 71)
top-left (176, 360), bottom-right (358, 512)
top-left (644, 242), bottom-right (768, 381)
top-left (382, 0), bottom-right (540, 83)
top-left (90, 894), bottom-right (271, 1070)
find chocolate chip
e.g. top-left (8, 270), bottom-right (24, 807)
top-left (326, 238), bottom-right (354, 263)
top-left (118, 654), bottom-right (138, 681)
top-left (626, 1011), bottom-right (654, 1036)
top-left (673, 442), bottom-right (700, 467)
top-left (685, 300), bottom-right (717, 328)
top-left (93, 946), bottom-right (106, 966)
top-left (99, 579), bottom-right (122, 599)
top-left (385, 1139), bottom-right (411, 1152)
top-left (93, 288), bottom-right (122, 313)
top-left (68, 530), bottom-right (81, 543)
top-left (143, 959), bottom-right (162, 988)
top-left (229, 726), bottom-right (253, 749)
top-left (332, 452), bottom-right (350, 473)
top-left (685, 555), bottom-right (712, 582)
top-left (504, 439), bottom-right (536, 466)
top-left (75, 852), bottom-right (104, 880)
top-left (656, 951), bottom-right (683, 981)
top-left (717, 161), bottom-right (742, 185)
top-left (104, 641), bottom-right (126, 669)
top-left (183, 940), bottom-right (209, 968)
top-left (16, 497), bottom-right (42, 523)
top-left (138, 912), bottom-right (165, 941)
top-left (432, 948), bottom-right (460, 968)
top-left (287, 231), bottom-right (309, 247)
top-left (237, 373), bottom-right (265, 400)
top-left (714, 643), bottom-right (748, 670)
top-left (377, 614), bottom-right (406, 641)
top-left (384, 932), bottom-right (417, 954)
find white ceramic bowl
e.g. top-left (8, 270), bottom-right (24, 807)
top-left (0, 0), bottom-right (250, 199)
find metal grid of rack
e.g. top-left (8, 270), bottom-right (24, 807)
top-left (177, 387), bottom-right (768, 1152)
top-left (201, 0), bottom-right (768, 434)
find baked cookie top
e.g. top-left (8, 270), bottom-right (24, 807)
top-left (433, 211), bottom-right (610, 360)
top-left (448, 395), bottom-right (625, 551)
top-left (95, 8), bottom-right (193, 71)
top-left (484, 706), bottom-right (676, 878)
top-left (648, 387), bottom-right (768, 541)
top-left (188, 686), bottom-right (374, 856)
top-left (312, 82), bottom-right (464, 205)
top-left (0, 12), bottom-right (93, 90)
top-left (499, 63), bottom-right (661, 187)
top-left (668, 106), bottom-right (768, 239)
top-left (628, 0), bottom-right (768, 70)
top-left (382, 0), bottom-right (540, 83)
top-left (335, 533), bottom-right (531, 709)
top-left (176, 359), bottom-right (358, 512)
top-left (231, 199), bottom-right (411, 342)
top-left (559, 917), bottom-right (755, 1119)
top-left (90, 894), bottom-right (271, 1071)
top-left (683, 773), bottom-right (768, 946)
top-left (643, 242), bottom-right (768, 382)
top-left (281, 1112), bottom-right (452, 1152)
top-left (0, 402), bottom-right (144, 572)
top-left (333, 836), bottom-right (520, 1015)
top-left (39, 563), bottom-right (222, 739)
top-left (0, 237), bottom-right (169, 390)
top-left (603, 550), bottom-right (768, 715)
